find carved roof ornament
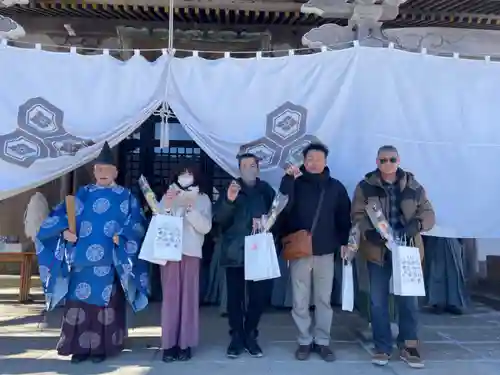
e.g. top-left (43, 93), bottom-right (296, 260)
top-left (302, 24), bottom-right (355, 49)
top-left (301, 0), bottom-right (407, 48)
top-left (384, 27), bottom-right (500, 56)
top-left (0, 0), bottom-right (28, 6)
top-left (0, 0), bottom-right (27, 39)
top-left (301, 0), bottom-right (408, 20)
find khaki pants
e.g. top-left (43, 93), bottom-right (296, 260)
top-left (290, 253), bottom-right (335, 346)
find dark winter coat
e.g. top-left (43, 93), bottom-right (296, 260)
top-left (213, 178), bottom-right (275, 267)
top-left (278, 166), bottom-right (352, 256)
top-left (351, 168), bottom-right (435, 265)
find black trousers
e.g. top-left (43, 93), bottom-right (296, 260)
top-left (226, 267), bottom-right (271, 337)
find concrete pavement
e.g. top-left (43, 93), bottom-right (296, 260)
top-left (1, 293), bottom-right (500, 375)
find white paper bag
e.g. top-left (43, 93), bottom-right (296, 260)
top-left (392, 245), bottom-right (426, 297)
top-left (244, 232), bottom-right (281, 281)
top-left (253, 235), bottom-right (281, 282)
top-left (138, 216), bottom-right (167, 266)
top-left (341, 260), bottom-right (354, 312)
top-left (153, 214), bottom-right (183, 262)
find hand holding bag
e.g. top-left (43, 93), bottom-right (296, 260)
top-left (281, 188), bottom-right (325, 261)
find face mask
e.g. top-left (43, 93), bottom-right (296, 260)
top-left (178, 174), bottom-right (194, 188)
top-left (240, 167), bottom-right (258, 184)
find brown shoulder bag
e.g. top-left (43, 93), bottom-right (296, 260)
top-left (281, 188), bottom-right (326, 261)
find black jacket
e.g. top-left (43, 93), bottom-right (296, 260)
top-left (213, 178), bottom-right (275, 267)
top-left (278, 166), bottom-right (351, 256)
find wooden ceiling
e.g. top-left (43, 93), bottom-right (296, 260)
top-left (402, 0), bottom-right (500, 14)
top-left (2, 0), bottom-right (500, 32)
top-left (0, 1), bottom-right (334, 29)
top-left (386, 0), bottom-right (500, 29)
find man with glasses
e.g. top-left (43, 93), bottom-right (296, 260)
top-left (351, 145), bottom-right (435, 369)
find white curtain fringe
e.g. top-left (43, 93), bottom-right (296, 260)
top-left (1, 36), bottom-right (499, 61)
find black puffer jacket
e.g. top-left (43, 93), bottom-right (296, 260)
top-left (278, 166), bottom-right (351, 256)
top-left (213, 178), bottom-right (275, 267)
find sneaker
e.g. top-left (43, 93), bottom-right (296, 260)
top-left (371, 352), bottom-right (391, 366)
top-left (178, 347), bottom-right (192, 361)
top-left (295, 344), bottom-right (312, 361)
top-left (70, 354), bottom-right (89, 364)
top-left (313, 344), bottom-right (335, 362)
top-left (91, 355), bottom-right (106, 363)
top-left (245, 336), bottom-right (263, 358)
top-left (226, 335), bottom-right (244, 359)
top-left (162, 346), bottom-right (178, 363)
top-left (400, 347), bottom-right (424, 369)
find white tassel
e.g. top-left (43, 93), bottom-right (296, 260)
top-left (24, 192), bottom-right (49, 241)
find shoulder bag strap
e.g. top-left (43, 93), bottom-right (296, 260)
top-left (310, 188), bottom-right (326, 234)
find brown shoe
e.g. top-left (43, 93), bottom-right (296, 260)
top-left (313, 344), bottom-right (336, 362)
top-left (400, 347), bottom-right (424, 369)
top-left (371, 352), bottom-right (391, 366)
top-left (295, 345), bottom-right (311, 361)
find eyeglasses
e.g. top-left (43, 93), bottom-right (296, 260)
top-left (379, 157), bottom-right (398, 164)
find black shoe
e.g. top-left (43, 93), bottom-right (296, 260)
top-left (71, 354), bottom-right (89, 364)
top-left (313, 343), bottom-right (335, 362)
top-left (226, 335), bottom-right (244, 359)
top-left (430, 304), bottom-right (445, 314)
top-left (178, 347), bottom-right (192, 361)
top-left (162, 346), bottom-right (178, 363)
top-left (91, 355), bottom-right (106, 363)
top-left (445, 305), bottom-right (463, 315)
top-left (295, 345), bottom-right (312, 361)
top-left (244, 335), bottom-right (263, 358)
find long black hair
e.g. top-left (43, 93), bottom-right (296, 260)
top-left (166, 158), bottom-right (208, 195)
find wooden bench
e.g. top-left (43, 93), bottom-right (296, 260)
top-left (0, 252), bottom-right (36, 303)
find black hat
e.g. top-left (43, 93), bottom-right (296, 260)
top-left (94, 141), bottom-right (115, 166)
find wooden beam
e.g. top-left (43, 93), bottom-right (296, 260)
top-left (10, 14), bottom-right (314, 36)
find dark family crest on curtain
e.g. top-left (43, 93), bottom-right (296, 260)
top-left (0, 97), bottom-right (95, 167)
top-left (240, 101), bottom-right (320, 170)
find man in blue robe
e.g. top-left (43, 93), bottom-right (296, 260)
top-left (36, 142), bottom-right (149, 364)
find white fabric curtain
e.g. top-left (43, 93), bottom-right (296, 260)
top-left (168, 47), bottom-right (500, 239)
top-left (0, 46), bottom-right (169, 200)
top-left (1, 44), bottom-right (500, 238)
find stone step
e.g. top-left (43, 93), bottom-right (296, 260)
top-left (0, 275), bottom-right (41, 288)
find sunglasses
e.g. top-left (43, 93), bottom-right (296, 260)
top-left (379, 157), bottom-right (398, 164)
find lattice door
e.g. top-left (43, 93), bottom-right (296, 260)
top-left (152, 141), bottom-right (202, 197)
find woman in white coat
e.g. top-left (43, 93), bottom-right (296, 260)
top-left (159, 161), bottom-right (212, 362)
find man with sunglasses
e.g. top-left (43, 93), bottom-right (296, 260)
top-left (351, 145), bottom-right (435, 369)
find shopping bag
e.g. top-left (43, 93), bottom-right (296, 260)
top-left (152, 214), bottom-right (183, 262)
top-left (392, 245), bottom-right (426, 297)
top-left (341, 260), bottom-right (354, 312)
top-left (138, 216), bottom-right (167, 266)
top-left (253, 235), bottom-right (281, 282)
top-left (244, 232), bottom-right (280, 281)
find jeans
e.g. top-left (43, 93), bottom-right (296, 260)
top-left (226, 267), bottom-right (272, 337)
top-left (367, 259), bottom-right (419, 354)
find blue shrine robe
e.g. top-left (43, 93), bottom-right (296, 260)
top-left (36, 184), bottom-right (150, 357)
